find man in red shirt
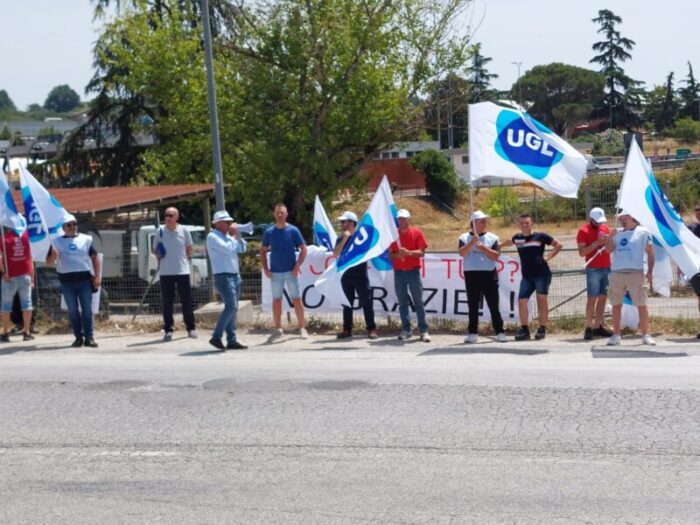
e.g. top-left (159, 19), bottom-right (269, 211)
top-left (0, 228), bottom-right (34, 342)
top-left (576, 207), bottom-right (613, 340)
top-left (388, 208), bottom-right (430, 342)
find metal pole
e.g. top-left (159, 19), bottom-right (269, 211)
top-left (511, 61), bottom-right (523, 106)
top-left (201, 0), bottom-right (226, 211)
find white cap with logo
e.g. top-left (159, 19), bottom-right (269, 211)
top-left (337, 211), bottom-right (358, 223)
top-left (589, 207), bottom-right (607, 223)
top-left (397, 209), bottom-right (411, 219)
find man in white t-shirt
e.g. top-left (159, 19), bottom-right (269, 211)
top-left (604, 212), bottom-right (655, 346)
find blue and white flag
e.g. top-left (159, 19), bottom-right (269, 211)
top-left (651, 239), bottom-right (672, 297)
top-left (0, 172), bottom-right (26, 235)
top-left (19, 164), bottom-right (66, 262)
top-left (617, 139), bottom-right (700, 280)
top-left (468, 101), bottom-right (587, 198)
top-left (620, 291), bottom-right (639, 329)
top-left (313, 195), bottom-right (337, 252)
top-left (314, 176), bottom-right (399, 306)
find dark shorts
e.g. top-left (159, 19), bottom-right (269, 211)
top-left (518, 275), bottom-right (552, 299)
top-left (585, 267), bottom-right (610, 297)
top-left (690, 273), bottom-right (700, 296)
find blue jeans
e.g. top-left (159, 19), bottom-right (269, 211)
top-left (60, 279), bottom-right (94, 339)
top-left (393, 269), bottom-right (428, 334)
top-left (585, 268), bottom-right (610, 297)
top-left (213, 273), bottom-right (241, 343)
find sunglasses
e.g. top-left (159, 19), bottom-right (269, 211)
top-left (695, 209), bottom-right (700, 212)
top-left (165, 214), bottom-right (176, 217)
top-left (64, 222), bottom-right (77, 227)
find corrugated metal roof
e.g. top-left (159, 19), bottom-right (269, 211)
top-left (10, 184), bottom-right (215, 216)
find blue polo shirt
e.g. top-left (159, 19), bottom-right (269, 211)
top-left (262, 224), bottom-right (305, 273)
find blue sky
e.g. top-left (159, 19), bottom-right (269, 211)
top-left (3, 0), bottom-right (699, 110)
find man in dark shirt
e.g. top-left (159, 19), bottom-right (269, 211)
top-left (502, 213), bottom-right (562, 340)
top-left (688, 200), bottom-right (700, 338)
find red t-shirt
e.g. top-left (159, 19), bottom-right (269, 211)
top-left (389, 226), bottom-right (428, 271)
top-left (576, 222), bottom-right (611, 269)
top-left (1, 230), bottom-right (33, 277)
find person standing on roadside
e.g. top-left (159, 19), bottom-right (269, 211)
top-left (685, 200), bottom-right (700, 338)
top-left (153, 207), bottom-right (197, 341)
top-left (388, 208), bottom-right (430, 342)
top-left (0, 224), bottom-right (34, 342)
top-left (206, 210), bottom-right (248, 350)
top-left (334, 211), bottom-right (377, 340)
top-left (577, 207), bottom-right (613, 341)
top-left (501, 213), bottom-right (562, 341)
top-left (459, 210), bottom-right (507, 344)
top-left (261, 203), bottom-right (308, 342)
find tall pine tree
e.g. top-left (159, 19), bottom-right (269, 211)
top-left (678, 61), bottom-right (699, 120)
top-left (466, 43), bottom-right (498, 103)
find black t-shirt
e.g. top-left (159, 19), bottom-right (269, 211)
top-left (511, 232), bottom-right (554, 278)
top-left (335, 235), bottom-right (367, 278)
top-left (689, 223), bottom-right (700, 239)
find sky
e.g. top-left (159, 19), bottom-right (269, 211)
top-left (2, 0), bottom-right (699, 111)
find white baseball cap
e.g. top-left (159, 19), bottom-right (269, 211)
top-left (63, 213), bottom-right (77, 224)
top-left (470, 210), bottom-right (489, 221)
top-left (212, 210), bottom-right (234, 223)
top-left (337, 211), bottom-right (358, 223)
top-left (589, 207), bottom-right (607, 223)
top-left (397, 208), bottom-right (411, 219)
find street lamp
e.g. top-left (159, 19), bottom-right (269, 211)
top-left (511, 61), bottom-right (523, 107)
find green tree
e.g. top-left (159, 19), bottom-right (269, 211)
top-left (659, 72), bottom-right (680, 131)
top-left (590, 9), bottom-right (643, 129)
top-left (643, 85), bottom-right (666, 132)
top-left (424, 73), bottom-right (470, 148)
top-left (511, 63), bottom-right (604, 136)
top-left (669, 117), bottom-right (700, 143)
top-left (0, 125), bottom-right (11, 140)
top-left (678, 61), bottom-right (699, 120)
top-left (0, 90), bottom-right (16, 113)
top-left (466, 43), bottom-right (498, 103)
top-left (409, 150), bottom-right (460, 206)
top-left (44, 84), bottom-right (81, 113)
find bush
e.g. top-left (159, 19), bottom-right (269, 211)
top-left (592, 129), bottom-right (625, 156)
top-left (410, 150), bottom-right (460, 206)
top-left (669, 117), bottom-right (700, 143)
top-left (483, 187), bottom-right (520, 218)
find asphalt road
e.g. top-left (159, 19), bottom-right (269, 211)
top-left (1, 331), bottom-right (699, 524)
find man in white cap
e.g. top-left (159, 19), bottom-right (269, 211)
top-left (604, 212), bottom-right (655, 346)
top-left (459, 210), bottom-right (506, 343)
top-left (333, 211), bottom-right (377, 339)
top-left (388, 208), bottom-right (430, 342)
top-left (577, 207), bottom-right (613, 340)
top-left (206, 210), bottom-right (248, 350)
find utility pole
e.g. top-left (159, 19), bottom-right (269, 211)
top-left (511, 61), bottom-right (523, 107)
top-left (201, 0), bottom-right (225, 211)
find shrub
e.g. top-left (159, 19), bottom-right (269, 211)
top-left (483, 187), bottom-right (520, 218)
top-left (592, 129), bottom-right (625, 156)
top-left (669, 117), bottom-right (700, 143)
top-left (410, 150), bottom-right (460, 206)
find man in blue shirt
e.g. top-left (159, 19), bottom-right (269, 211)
top-left (261, 203), bottom-right (308, 342)
top-left (206, 210), bottom-right (248, 350)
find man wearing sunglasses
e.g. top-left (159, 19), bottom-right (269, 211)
top-left (152, 207), bottom-right (197, 341)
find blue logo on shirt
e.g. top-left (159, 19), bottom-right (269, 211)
top-left (337, 217), bottom-right (379, 271)
top-left (620, 238), bottom-right (628, 247)
top-left (68, 243), bottom-right (77, 251)
top-left (494, 110), bottom-right (563, 179)
top-left (644, 169), bottom-right (681, 247)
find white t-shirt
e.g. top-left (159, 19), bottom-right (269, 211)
top-left (611, 226), bottom-right (651, 272)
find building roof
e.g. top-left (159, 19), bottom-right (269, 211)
top-left (10, 184), bottom-right (215, 217)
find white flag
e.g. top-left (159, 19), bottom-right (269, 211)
top-left (19, 165), bottom-right (67, 262)
top-left (313, 195), bottom-right (337, 252)
top-left (618, 139), bottom-right (700, 279)
top-left (314, 176), bottom-right (398, 306)
top-left (468, 101), bottom-right (587, 198)
top-left (620, 291), bottom-right (639, 329)
top-left (651, 240), bottom-right (672, 297)
top-left (0, 172), bottom-right (27, 235)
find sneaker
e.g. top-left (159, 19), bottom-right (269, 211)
top-left (267, 328), bottom-right (284, 343)
top-left (367, 330), bottom-right (378, 340)
top-left (226, 341), bottom-right (247, 350)
top-left (398, 330), bottom-right (412, 340)
top-left (514, 327), bottom-right (531, 341)
top-left (642, 334), bottom-right (656, 346)
top-left (464, 333), bottom-right (478, 344)
top-left (496, 332), bottom-right (508, 343)
top-left (420, 332), bottom-right (431, 343)
top-left (593, 326), bottom-right (613, 337)
top-left (209, 337), bottom-right (225, 350)
top-left (534, 326), bottom-right (546, 340)
top-left (606, 334), bottom-right (621, 346)
top-left (163, 331), bottom-right (173, 342)
top-left (23, 333), bottom-right (35, 342)
top-left (84, 337), bottom-right (99, 348)
top-left (0, 333), bottom-right (9, 343)
top-left (299, 327), bottom-right (309, 339)
top-left (187, 330), bottom-right (198, 339)
top-left (336, 331), bottom-right (352, 339)
top-left (584, 327), bottom-right (593, 341)
top-left (71, 337), bottom-right (83, 348)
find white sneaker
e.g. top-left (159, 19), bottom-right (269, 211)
top-left (496, 332), bottom-right (508, 343)
top-left (299, 327), bottom-right (309, 339)
top-left (420, 332), bottom-right (431, 343)
top-left (267, 328), bottom-right (284, 343)
top-left (187, 330), bottom-right (198, 339)
top-left (606, 334), bottom-right (621, 346)
top-left (642, 334), bottom-right (656, 346)
top-left (398, 330), bottom-right (412, 340)
top-left (163, 331), bottom-right (173, 342)
top-left (464, 333), bottom-right (478, 344)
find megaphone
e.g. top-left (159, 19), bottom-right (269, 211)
top-left (237, 222), bottom-right (255, 235)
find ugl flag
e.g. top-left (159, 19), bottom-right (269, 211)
top-left (19, 164), bottom-right (67, 262)
top-left (314, 175), bottom-right (398, 306)
top-left (0, 172), bottom-right (27, 235)
top-left (468, 102), bottom-right (587, 198)
top-left (617, 139), bottom-right (700, 279)
top-left (313, 195), bottom-right (337, 252)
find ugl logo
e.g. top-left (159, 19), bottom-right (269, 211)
top-left (494, 109), bottom-right (563, 180)
top-left (337, 217), bottom-right (379, 271)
